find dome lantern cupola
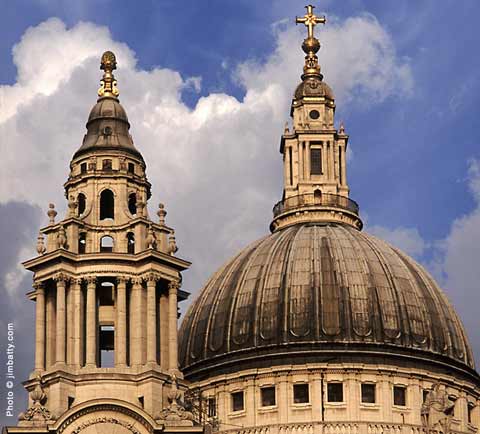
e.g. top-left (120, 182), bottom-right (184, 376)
top-left (72, 51), bottom-right (144, 163)
top-left (271, 5), bottom-right (362, 232)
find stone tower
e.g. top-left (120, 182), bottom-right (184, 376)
top-left (4, 51), bottom-right (202, 434)
top-left (271, 5), bottom-right (361, 233)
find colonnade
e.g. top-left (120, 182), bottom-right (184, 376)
top-left (33, 273), bottom-right (180, 372)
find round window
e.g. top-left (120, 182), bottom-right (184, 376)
top-left (309, 110), bottom-right (320, 119)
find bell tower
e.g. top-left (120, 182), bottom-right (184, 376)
top-left (270, 5), bottom-right (363, 232)
top-left (4, 52), bottom-right (201, 434)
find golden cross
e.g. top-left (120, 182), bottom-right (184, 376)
top-left (296, 5), bottom-right (326, 39)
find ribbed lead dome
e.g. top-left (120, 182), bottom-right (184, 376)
top-left (179, 223), bottom-right (475, 380)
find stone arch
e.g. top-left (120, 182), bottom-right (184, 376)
top-left (53, 399), bottom-right (157, 434)
top-left (100, 188), bottom-right (115, 220)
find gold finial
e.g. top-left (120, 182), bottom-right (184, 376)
top-left (296, 5), bottom-right (326, 79)
top-left (98, 51), bottom-right (119, 98)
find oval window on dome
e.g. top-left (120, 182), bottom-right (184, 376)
top-left (309, 109), bottom-right (320, 119)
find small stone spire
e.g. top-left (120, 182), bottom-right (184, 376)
top-left (295, 5), bottom-right (326, 80)
top-left (98, 51), bottom-right (119, 98)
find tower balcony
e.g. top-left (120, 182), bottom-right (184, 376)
top-left (270, 192), bottom-right (363, 232)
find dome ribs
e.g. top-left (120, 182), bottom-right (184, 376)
top-left (287, 225), bottom-right (315, 339)
top-left (336, 226), bottom-right (376, 340)
top-left (355, 233), bottom-right (402, 342)
top-left (320, 226), bottom-right (348, 339)
top-left (179, 224), bottom-right (477, 377)
top-left (257, 226), bottom-right (297, 344)
top-left (229, 232), bottom-right (278, 348)
top-left (210, 240), bottom-right (262, 355)
top-left (394, 248), bottom-right (448, 356)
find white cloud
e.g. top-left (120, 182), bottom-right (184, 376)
top-left (367, 225), bottom-right (427, 259)
top-left (434, 160), bottom-right (480, 362)
top-left (368, 161), bottom-right (480, 363)
top-left (0, 15), bottom-right (412, 297)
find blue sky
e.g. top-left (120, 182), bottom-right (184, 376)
top-left (1, 0), bottom-right (480, 425)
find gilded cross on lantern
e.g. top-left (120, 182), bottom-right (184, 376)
top-left (296, 5), bottom-right (326, 39)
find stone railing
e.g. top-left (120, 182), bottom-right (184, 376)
top-left (272, 193), bottom-right (359, 218)
top-left (218, 421), bottom-right (463, 434)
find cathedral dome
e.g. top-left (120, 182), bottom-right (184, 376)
top-left (179, 223), bottom-right (476, 380)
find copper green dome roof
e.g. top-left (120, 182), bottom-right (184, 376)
top-left (179, 223), bottom-right (477, 381)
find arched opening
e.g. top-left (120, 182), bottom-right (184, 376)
top-left (78, 193), bottom-right (86, 216)
top-left (314, 189), bottom-right (322, 204)
top-left (78, 232), bottom-right (86, 254)
top-left (100, 189), bottom-right (114, 220)
top-left (127, 232), bottom-right (135, 254)
top-left (100, 235), bottom-right (114, 253)
top-left (128, 193), bottom-right (137, 216)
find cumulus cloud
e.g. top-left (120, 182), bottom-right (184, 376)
top-left (368, 161), bottom-right (480, 363)
top-left (434, 160), bottom-right (480, 363)
top-left (0, 15), bottom-right (412, 293)
top-left (367, 225), bottom-right (428, 259)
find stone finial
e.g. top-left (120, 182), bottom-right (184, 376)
top-left (67, 195), bottom-right (77, 218)
top-left (157, 203), bottom-right (167, 225)
top-left (284, 122), bottom-right (290, 134)
top-left (98, 51), bottom-right (119, 98)
top-left (168, 231), bottom-right (178, 255)
top-left (18, 377), bottom-right (52, 423)
top-left (339, 120), bottom-right (345, 134)
top-left (158, 373), bottom-right (194, 425)
top-left (56, 226), bottom-right (67, 249)
top-left (47, 203), bottom-right (57, 224)
top-left (146, 225), bottom-right (157, 249)
top-left (36, 232), bottom-right (46, 255)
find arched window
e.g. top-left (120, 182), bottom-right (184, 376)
top-left (100, 189), bottom-right (114, 220)
top-left (314, 189), bottom-right (322, 204)
top-left (100, 235), bottom-right (114, 252)
top-left (78, 232), bottom-right (86, 254)
top-left (127, 232), bottom-right (135, 254)
top-left (78, 193), bottom-right (86, 216)
top-left (128, 193), bottom-right (137, 216)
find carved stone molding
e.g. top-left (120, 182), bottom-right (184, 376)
top-left (32, 281), bottom-right (45, 291)
top-left (144, 272), bottom-right (161, 283)
top-left (53, 273), bottom-right (70, 284)
top-left (85, 276), bottom-right (97, 286)
top-left (57, 403), bottom-right (153, 434)
top-left (116, 275), bottom-right (129, 285)
top-left (168, 280), bottom-right (180, 293)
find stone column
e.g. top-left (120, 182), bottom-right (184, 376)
top-left (115, 276), bottom-right (127, 367)
top-left (55, 274), bottom-right (67, 365)
top-left (168, 280), bottom-right (180, 373)
top-left (72, 279), bottom-right (82, 367)
top-left (159, 293), bottom-right (169, 368)
top-left (45, 290), bottom-right (56, 368)
top-left (34, 282), bottom-right (46, 372)
top-left (298, 141), bottom-right (304, 181)
top-left (130, 278), bottom-right (143, 366)
top-left (306, 141), bottom-right (311, 179)
top-left (329, 141), bottom-right (335, 180)
top-left (85, 276), bottom-right (97, 367)
top-left (340, 144), bottom-right (347, 186)
top-left (146, 274), bottom-right (158, 364)
top-left (284, 145), bottom-right (291, 186)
